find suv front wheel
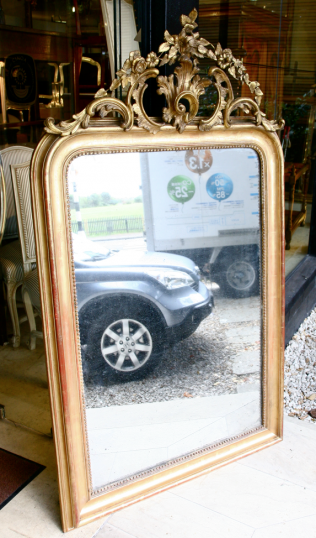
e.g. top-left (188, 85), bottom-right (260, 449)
top-left (86, 305), bottom-right (164, 376)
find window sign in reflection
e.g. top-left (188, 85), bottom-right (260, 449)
top-left (67, 148), bottom-right (262, 492)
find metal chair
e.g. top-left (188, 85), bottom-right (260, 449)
top-left (0, 146), bottom-right (33, 346)
top-left (10, 160), bottom-right (42, 349)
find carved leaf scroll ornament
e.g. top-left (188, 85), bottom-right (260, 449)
top-left (44, 8), bottom-right (284, 136)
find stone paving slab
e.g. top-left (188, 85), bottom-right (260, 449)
top-left (237, 380), bottom-right (260, 393)
top-left (233, 350), bottom-right (261, 375)
top-left (217, 297), bottom-right (260, 324)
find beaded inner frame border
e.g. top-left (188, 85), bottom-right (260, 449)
top-left (64, 142), bottom-right (266, 497)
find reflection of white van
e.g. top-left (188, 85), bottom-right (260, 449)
top-left (141, 148), bottom-right (260, 297)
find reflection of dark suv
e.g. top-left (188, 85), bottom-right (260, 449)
top-left (73, 235), bottom-right (213, 376)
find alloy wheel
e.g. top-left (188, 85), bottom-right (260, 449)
top-left (100, 318), bottom-right (153, 372)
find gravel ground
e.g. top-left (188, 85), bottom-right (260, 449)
top-left (284, 306), bottom-right (316, 424)
top-left (82, 293), bottom-right (260, 408)
top-left (83, 301), bottom-right (316, 421)
top-left (83, 294), bottom-right (316, 424)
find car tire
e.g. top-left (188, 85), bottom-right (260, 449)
top-left (85, 304), bottom-right (164, 378)
top-left (215, 247), bottom-right (259, 298)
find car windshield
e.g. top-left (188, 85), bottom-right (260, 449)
top-left (72, 233), bottom-right (111, 262)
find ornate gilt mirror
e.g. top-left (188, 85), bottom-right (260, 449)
top-left (31, 9), bottom-right (284, 531)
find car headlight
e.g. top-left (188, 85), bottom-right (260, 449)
top-left (144, 269), bottom-right (195, 289)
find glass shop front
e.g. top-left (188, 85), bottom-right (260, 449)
top-left (1, 0), bottom-right (316, 341)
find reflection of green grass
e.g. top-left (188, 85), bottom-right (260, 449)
top-left (71, 202), bottom-right (143, 221)
top-left (71, 202), bottom-right (144, 237)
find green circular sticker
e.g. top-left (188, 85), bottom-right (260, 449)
top-left (167, 175), bottom-right (195, 204)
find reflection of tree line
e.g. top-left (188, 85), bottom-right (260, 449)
top-left (69, 192), bottom-right (142, 208)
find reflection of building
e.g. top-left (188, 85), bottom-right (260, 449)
top-left (199, 3), bottom-right (290, 119)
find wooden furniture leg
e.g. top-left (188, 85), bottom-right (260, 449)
top-left (6, 280), bottom-right (21, 347)
top-left (285, 164), bottom-right (295, 250)
top-left (22, 286), bottom-right (37, 350)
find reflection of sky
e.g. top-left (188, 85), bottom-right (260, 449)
top-left (68, 153), bottom-right (142, 198)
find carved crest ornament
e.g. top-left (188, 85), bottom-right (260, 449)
top-left (44, 8), bottom-right (284, 137)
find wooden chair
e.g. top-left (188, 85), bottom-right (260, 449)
top-left (0, 146), bottom-right (33, 346)
top-left (10, 161), bottom-right (42, 350)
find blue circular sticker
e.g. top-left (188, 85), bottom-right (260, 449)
top-left (206, 173), bottom-right (233, 201)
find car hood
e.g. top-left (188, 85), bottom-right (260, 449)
top-left (75, 249), bottom-right (197, 274)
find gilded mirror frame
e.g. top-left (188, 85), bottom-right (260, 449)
top-left (31, 10), bottom-right (284, 531)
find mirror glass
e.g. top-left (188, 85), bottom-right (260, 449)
top-left (67, 147), bottom-right (262, 493)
